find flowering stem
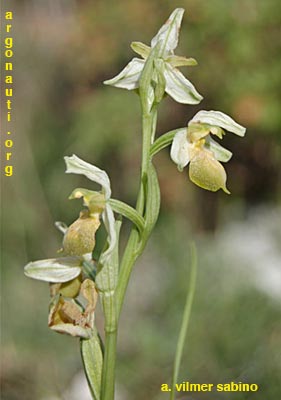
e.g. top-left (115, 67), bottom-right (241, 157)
top-left (101, 107), bottom-right (158, 400)
top-left (115, 106), bottom-right (158, 320)
top-left (102, 38), bottom-right (163, 400)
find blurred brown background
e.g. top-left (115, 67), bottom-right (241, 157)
top-left (1, 1), bottom-right (281, 399)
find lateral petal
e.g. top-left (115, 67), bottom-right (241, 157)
top-left (204, 137), bottom-right (233, 163)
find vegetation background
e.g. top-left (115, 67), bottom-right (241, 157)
top-left (2, 0), bottom-right (281, 399)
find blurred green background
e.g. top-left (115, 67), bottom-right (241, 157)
top-left (1, 0), bottom-right (281, 399)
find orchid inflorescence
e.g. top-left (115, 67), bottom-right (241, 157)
top-left (24, 8), bottom-right (245, 400)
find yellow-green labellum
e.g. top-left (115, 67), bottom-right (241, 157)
top-left (189, 149), bottom-right (230, 194)
top-left (63, 210), bottom-right (101, 256)
top-left (58, 275), bottom-right (82, 298)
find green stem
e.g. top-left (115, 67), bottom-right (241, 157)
top-left (101, 307), bottom-right (117, 400)
top-left (100, 288), bottom-right (118, 400)
top-left (96, 221), bottom-right (121, 400)
top-left (101, 44), bottom-right (161, 399)
top-left (115, 107), bottom-right (157, 320)
top-left (141, 111), bottom-right (154, 176)
top-left (170, 243), bottom-right (197, 400)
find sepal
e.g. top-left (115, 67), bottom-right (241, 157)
top-left (24, 256), bottom-right (83, 283)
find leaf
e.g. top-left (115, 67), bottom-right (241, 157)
top-left (81, 331), bottom-right (103, 400)
top-left (24, 257), bottom-right (83, 283)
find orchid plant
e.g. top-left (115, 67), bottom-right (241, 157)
top-left (24, 9), bottom-right (245, 400)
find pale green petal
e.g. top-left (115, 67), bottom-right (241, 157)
top-left (64, 154), bottom-right (111, 199)
top-left (103, 58), bottom-right (144, 90)
top-left (165, 55), bottom-right (198, 67)
top-left (189, 110), bottom-right (246, 137)
top-left (209, 125), bottom-right (225, 139)
top-left (205, 137), bottom-right (233, 163)
top-left (69, 188), bottom-right (106, 214)
top-left (187, 123), bottom-right (210, 142)
top-left (189, 149), bottom-right (230, 194)
top-left (151, 8), bottom-right (184, 54)
top-left (164, 64), bottom-right (203, 104)
top-left (131, 41), bottom-right (151, 59)
top-left (170, 128), bottom-right (191, 171)
top-left (24, 257), bottom-right (82, 283)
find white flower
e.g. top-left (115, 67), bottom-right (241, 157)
top-left (64, 155), bottom-right (116, 261)
top-left (104, 8), bottom-right (203, 105)
top-left (170, 110), bottom-right (246, 193)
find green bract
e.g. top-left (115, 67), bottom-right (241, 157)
top-left (104, 8), bottom-right (203, 105)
